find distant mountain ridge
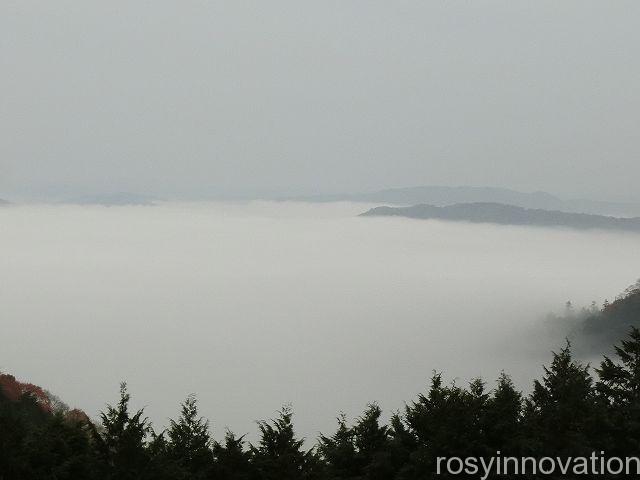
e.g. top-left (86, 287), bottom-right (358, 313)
top-left (360, 202), bottom-right (640, 232)
top-left (286, 186), bottom-right (640, 217)
top-left (62, 192), bottom-right (156, 206)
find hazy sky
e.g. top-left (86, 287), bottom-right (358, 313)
top-left (2, 1), bottom-right (640, 200)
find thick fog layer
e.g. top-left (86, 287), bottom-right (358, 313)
top-left (2, 202), bottom-right (639, 440)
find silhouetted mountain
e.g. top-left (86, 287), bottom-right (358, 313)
top-left (360, 202), bottom-right (640, 232)
top-left (358, 186), bottom-right (562, 208)
top-left (286, 186), bottom-right (640, 217)
top-left (0, 198), bottom-right (10, 206)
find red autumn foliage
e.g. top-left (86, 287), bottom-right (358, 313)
top-left (65, 408), bottom-right (91, 424)
top-left (0, 373), bottom-right (54, 413)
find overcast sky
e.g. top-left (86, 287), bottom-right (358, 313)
top-left (2, 1), bottom-right (639, 201)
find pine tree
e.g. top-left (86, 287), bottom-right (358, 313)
top-left (24, 412), bottom-right (99, 480)
top-left (523, 342), bottom-right (603, 456)
top-left (466, 378), bottom-right (490, 456)
top-left (352, 403), bottom-right (393, 480)
top-left (251, 405), bottom-right (320, 480)
top-left (596, 326), bottom-right (640, 454)
top-left (404, 373), bottom-right (483, 477)
top-left (318, 413), bottom-right (358, 479)
top-left (165, 394), bottom-right (213, 478)
top-left (145, 430), bottom-right (186, 480)
top-left (482, 372), bottom-right (522, 453)
top-left (213, 430), bottom-right (255, 480)
top-left (96, 383), bottom-right (151, 479)
top-left (387, 413), bottom-right (417, 480)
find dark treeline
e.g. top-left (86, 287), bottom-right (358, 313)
top-left (549, 279), bottom-right (640, 355)
top-left (2, 287), bottom-right (640, 480)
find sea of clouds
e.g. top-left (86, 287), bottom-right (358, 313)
top-left (2, 201), bottom-right (639, 441)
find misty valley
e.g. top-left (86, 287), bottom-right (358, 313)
top-left (4, 2), bottom-right (640, 477)
top-left (2, 201), bottom-right (639, 427)
top-left (2, 201), bottom-right (640, 479)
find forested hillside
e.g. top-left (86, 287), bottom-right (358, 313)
top-left (550, 280), bottom-right (640, 354)
top-left (2, 286), bottom-right (640, 479)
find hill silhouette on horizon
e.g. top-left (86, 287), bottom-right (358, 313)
top-left (361, 202), bottom-right (640, 232)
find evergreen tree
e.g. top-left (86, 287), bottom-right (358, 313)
top-left (95, 383), bottom-right (151, 479)
top-left (145, 430), bottom-right (187, 480)
top-left (405, 373), bottom-right (484, 478)
top-left (482, 372), bottom-right (522, 453)
top-left (251, 405), bottom-right (320, 480)
top-left (23, 412), bottom-right (99, 480)
top-left (596, 326), bottom-right (640, 454)
top-left (523, 342), bottom-right (603, 456)
top-left (318, 414), bottom-right (358, 479)
top-left (466, 378), bottom-right (490, 456)
top-left (213, 430), bottom-right (255, 480)
top-left (165, 394), bottom-right (213, 478)
top-left (0, 390), bottom-right (41, 479)
top-left (0, 385), bottom-right (98, 480)
top-left (387, 413), bottom-right (417, 480)
top-left (352, 403), bottom-right (393, 480)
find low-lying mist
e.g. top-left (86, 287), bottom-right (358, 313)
top-left (1, 201), bottom-right (639, 441)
